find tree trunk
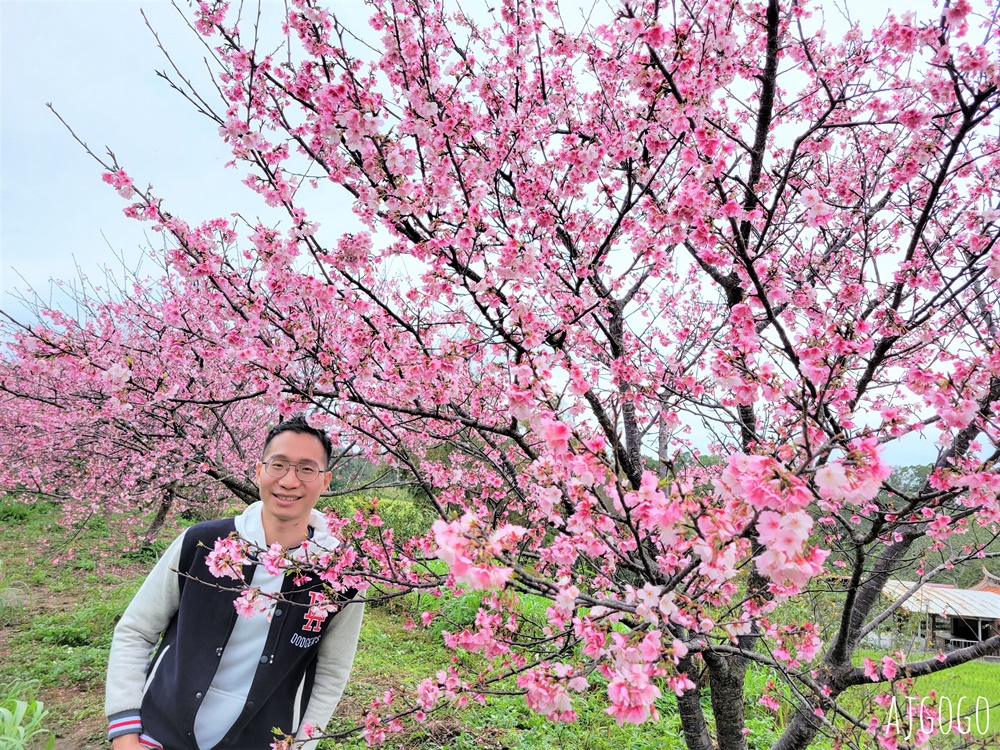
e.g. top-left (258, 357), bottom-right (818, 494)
top-left (207, 468), bottom-right (260, 505)
top-left (143, 481), bottom-right (176, 544)
top-left (675, 655), bottom-right (714, 750)
top-left (770, 704), bottom-right (826, 750)
top-left (705, 651), bottom-right (749, 750)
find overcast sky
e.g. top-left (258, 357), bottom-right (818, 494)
top-left (1, 0), bottom-right (932, 318)
top-left (2, 1), bottom-right (232, 319)
top-left (0, 1), bottom-right (381, 321)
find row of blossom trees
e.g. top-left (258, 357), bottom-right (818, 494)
top-left (3, 0), bottom-right (1000, 747)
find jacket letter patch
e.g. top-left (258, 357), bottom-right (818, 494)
top-left (301, 591), bottom-right (328, 632)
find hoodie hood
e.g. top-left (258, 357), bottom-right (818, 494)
top-left (234, 501), bottom-right (340, 559)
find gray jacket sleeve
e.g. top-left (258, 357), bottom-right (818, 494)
top-left (105, 531), bottom-right (186, 719)
top-left (295, 599), bottom-right (364, 749)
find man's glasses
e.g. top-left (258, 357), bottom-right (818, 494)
top-left (261, 459), bottom-right (324, 482)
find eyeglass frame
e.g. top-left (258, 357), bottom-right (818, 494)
top-left (260, 458), bottom-right (328, 483)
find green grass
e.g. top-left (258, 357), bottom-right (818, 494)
top-left (0, 497), bottom-right (154, 747)
top-left (0, 558), bottom-right (30, 627)
top-left (4, 491), bottom-right (1000, 749)
top-left (883, 657), bottom-right (1000, 740)
top-left (328, 594), bottom-right (799, 750)
top-left (330, 603), bottom-right (691, 750)
top-left (5, 586), bottom-right (137, 687)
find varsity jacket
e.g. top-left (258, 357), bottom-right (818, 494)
top-left (106, 504), bottom-right (363, 749)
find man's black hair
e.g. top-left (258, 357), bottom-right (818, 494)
top-left (263, 413), bottom-right (333, 469)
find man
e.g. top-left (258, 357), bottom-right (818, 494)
top-left (106, 414), bottom-right (363, 749)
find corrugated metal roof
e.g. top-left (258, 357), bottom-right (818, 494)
top-left (882, 580), bottom-right (1000, 620)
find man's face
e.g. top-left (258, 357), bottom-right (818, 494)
top-left (254, 431), bottom-right (331, 530)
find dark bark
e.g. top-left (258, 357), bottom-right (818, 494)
top-left (207, 469), bottom-right (260, 505)
top-left (608, 300), bottom-right (642, 487)
top-left (845, 634), bottom-right (1000, 686)
top-left (740, 0), bottom-right (780, 237)
top-left (143, 481), bottom-right (176, 544)
top-left (771, 703), bottom-right (826, 750)
top-left (675, 656), bottom-right (715, 750)
top-left (704, 650), bottom-right (749, 750)
top-left (659, 414), bottom-right (715, 749)
top-left (697, 1), bottom-right (780, 746)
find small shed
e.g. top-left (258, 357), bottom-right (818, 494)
top-left (882, 573), bottom-right (1000, 651)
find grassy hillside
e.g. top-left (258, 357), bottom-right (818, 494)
top-left (2, 495), bottom-right (1000, 749)
top-left (0, 497), bottom-right (695, 749)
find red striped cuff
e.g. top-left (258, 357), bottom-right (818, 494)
top-left (107, 711), bottom-right (142, 741)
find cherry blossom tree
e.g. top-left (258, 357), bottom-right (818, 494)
top-left (0, 264), bottom-right (390, 543)
top-left (0, 271), bottom-right (273, 541)
top-left (4, 0), bottom-right (1000, 747)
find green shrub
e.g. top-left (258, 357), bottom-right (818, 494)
top-left (0, 496), bottom-right (57, 525)
top-left (68, 558), bottom-right (96, 572)
top-left (0, 502), bottom-right (33, 524)
top-left (321, 489), bottom-right (436, 543)
top-left (178, 503), bottom-right (219, 524)
top-left (22, 586), bottom-right (134, 649)
top-left (438, 590), bottom-right (488, 629)
top-left (16, 644), bottom-right (110, 686)
top-left (0, 587), bottom-right (27, 627)
top-left (30, 620), bottom-right (93, 648)
top-left (0, 682), bottom-right (54, 750)
top-left (121, 540), bottom-right (168, 563)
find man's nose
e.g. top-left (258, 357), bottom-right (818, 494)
top-left (279, 468), bottom-right (302, 487)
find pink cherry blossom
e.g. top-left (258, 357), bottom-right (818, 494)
top-left (207, 537), bottom-right (248, 581)
top-left (605, 664), bottom-right (662, 726)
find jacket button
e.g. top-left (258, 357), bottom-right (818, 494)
top-left (275, 608), bottom-right (283, 617)
top-left (259, 654), bottom-right (268, 664)
top-left (246, 700), bottom-right (255, 709)
top-left (196, 691), bottom-right (203, 699)
top-left (216, 647), bottom-right (223, 656)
